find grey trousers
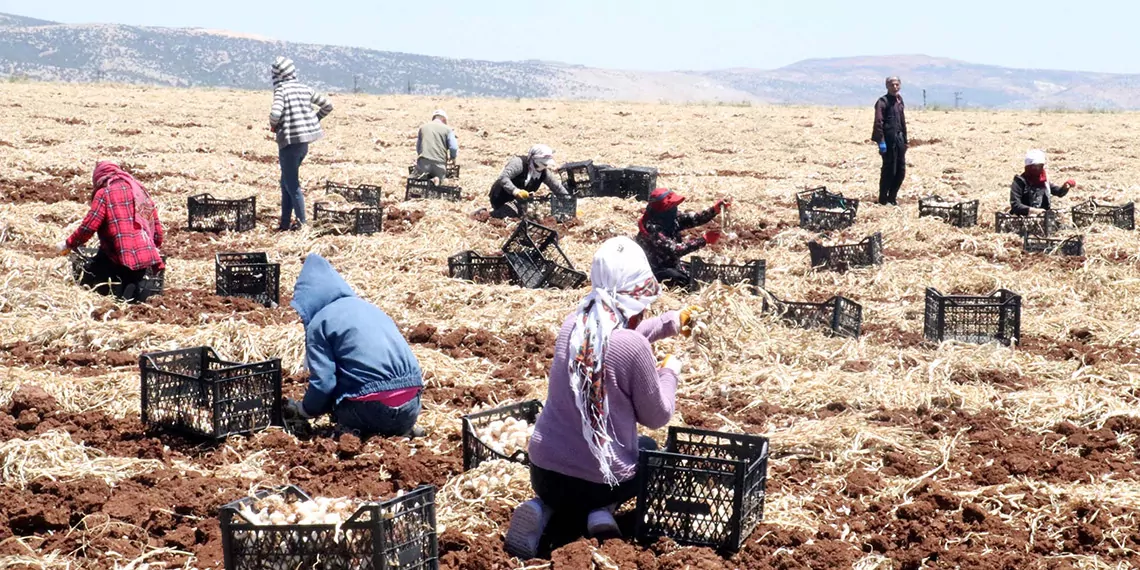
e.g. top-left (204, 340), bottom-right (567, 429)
top-left (414, 157), bottom-right (448, 183)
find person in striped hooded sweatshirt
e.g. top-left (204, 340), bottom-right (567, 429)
top-left (269, 57), bottom-right (333, 231)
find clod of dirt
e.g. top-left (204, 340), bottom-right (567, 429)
top-left (551, 539), bottom-right (598, 569)
top-left (8, 385), bottom-right (60, 418)
top-left (337, 433), bottom-right (362, 458)
top-left (384, 206), bottom-right (425, 234)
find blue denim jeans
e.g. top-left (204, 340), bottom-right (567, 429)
top-left (279, 142), bottom-right (309, 229)
top-left (333, 395), bottom-right (421, 436)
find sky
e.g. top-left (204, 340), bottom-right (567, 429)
top-left (2, 1), bottom-right (1139, 74)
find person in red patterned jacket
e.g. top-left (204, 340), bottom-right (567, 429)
top-left (633, 188), bottom-right (730, 288)
top-left (57, 161), bottom-right (165, 303)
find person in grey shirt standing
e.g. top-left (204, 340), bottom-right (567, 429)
top-left (413, 109), bottom-right (458, 183)
top-left (871, 76), bottom-right (907, 206)
top-left (269, 56), bottom-right (333, 230)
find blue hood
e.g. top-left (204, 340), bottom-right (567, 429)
top-left (291, 254), bottom-right (356, 326)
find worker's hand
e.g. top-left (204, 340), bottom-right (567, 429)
top-left (514, 189), bottom-right (530, 200)
top-left (268, 121), bottom-right (277, 133)
top-left (703, 230), bottom-right (722, 245)
top-left (283, 398), bottom-right (311, 419)
top-left (659, 354), bottom-right (683, 375)
top-left (1063, 179), bottom-right (1077, 190)
top-left (679, 305), bottom-right (702, 329)
top-left (878, 141), bottom-right (887, 154)
top-left (1028, 207), bottom-right (1045, 215)
top-left (56, 241), bottom-right (70, 256)
top-left (715, 197), bottom-right (733, 213)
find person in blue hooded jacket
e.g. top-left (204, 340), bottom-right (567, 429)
top-left (284, 253), bottom-right (425, 436)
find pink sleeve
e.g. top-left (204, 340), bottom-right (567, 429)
top-left (633, 311), bottom-right (681, 344)
top-left (612, 331), bottom-right (677, 429)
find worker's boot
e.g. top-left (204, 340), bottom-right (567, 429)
top-left (586, 502), bottom-right (621, 539)
top-left (505, 497), bottom-right (552, 559)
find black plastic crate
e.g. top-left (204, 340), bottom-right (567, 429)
top-left (807, 232), bottom-right (884, 271)
top-left (918, 196), bottom-right (979, 228)
top-left (500, 220), bottom-right (587, 290)
top-left (635, 427), bottom-right (769, 553)
top-left (994, 210), bottom-right (1058, 236)
top-left (215, 252), bottom-right (281, 307)
top-left (559, 160), bottom-right (599, 196)
top-left (313, 203), bottom-right (382, 235)
top-left (324, 181), bottom-right (381, 207)
top-left (139, 346), bottom-right (283, 439)
top-left (220, 484), bottom-right (438, 570)
top-left (522, 193), bottom-right (578, 222)
top-left (596, 166), bottom-right (658, 200)
top-left (1023, 234), bottom-right (1085, 256)
top-left (1071, 200), bottom-right (1135, 231)
top-left (187, 194), bottom-right (256, 232)
top-left (407, 163), bottom-right (460, 180)
top-left (766, 294), bottom-right (863, 339)
top-left (447, 250), bottom-right (513, 284)
top-left (796, 187), bottom-right (859, 232)
top-left (70, 247), bottom-right (165, 298)
top-left (923, 288), bottom-right (1021, 346)
top-left (404, 178), bottom-right (462, 202)
top-left (688, 257), bottom-right (766, 295)
top-left (461, 400), bottom-right (543, 471)
top-left (626, 167), bottom-right (659, 201)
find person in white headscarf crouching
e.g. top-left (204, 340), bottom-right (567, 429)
top-left (1010, 149), bottom-right (1076, 216)
top-left (487, 144), bottom-right (572, 219)
top-left (504, 236), bottom-right (703, 559)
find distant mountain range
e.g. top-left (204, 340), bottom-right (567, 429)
top-left (3, 12), bottom-right (1140, 109)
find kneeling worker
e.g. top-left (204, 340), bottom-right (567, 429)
top-left (285, 254), bottom-right (425, 437)
top-left (488, 144), bottom-right (571, 219)
top-left (1011, 149), bottom-right (1075, 215)
top-left (413, 109), bottom-right (458, 183)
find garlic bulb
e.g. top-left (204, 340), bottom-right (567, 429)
top-left (476, 416), bottom-right (534, 456)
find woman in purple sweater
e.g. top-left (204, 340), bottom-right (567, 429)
top-left (505, 236), bottom-right (697, 558)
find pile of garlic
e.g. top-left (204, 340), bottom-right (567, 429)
top-left (458, 459), bottom-right (530, 500)
top-left (238, 494), bottom-right (357, 526)
top-left (476, 417), bottom-right (534, 456)
top-left (151, 408), bottom-right (212, 432)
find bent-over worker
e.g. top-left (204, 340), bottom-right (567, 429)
top-left (58, 161), bottom-right (165, 303)
top-left (488, 144), bottom-right (570, 219)
top-left (284, 254), bottom-right (425, 437)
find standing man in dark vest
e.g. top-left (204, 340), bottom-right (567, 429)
top-left (872, 76), bottom-right (907, 206)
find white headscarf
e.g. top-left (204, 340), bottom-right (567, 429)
top-left (1025, 149), bottom-right (1047, 166)
top-left (525, 144), bottom-right (555, 187)
top-left (568, 236), bottom-right (661, 486)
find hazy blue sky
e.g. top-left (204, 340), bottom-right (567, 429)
top-left (2, 0), bottom-right (1138, 73)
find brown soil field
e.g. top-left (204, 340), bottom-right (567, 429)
top-left (2, 82), bottom-right (1140, 569)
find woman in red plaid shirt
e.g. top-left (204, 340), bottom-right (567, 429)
top-left (58, 162), bottom-right (165, 303)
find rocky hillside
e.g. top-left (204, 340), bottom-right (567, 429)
top-left (3, 13), bottom-right (1139, 109)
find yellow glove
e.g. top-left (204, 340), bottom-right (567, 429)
top-left (679, 305), bottom-right (703, 337)
top-left (679, 305), bottom-right (702, 328)
top-left (514, 189), bottom-right (530, 200)
top-left (659, 354), bottom-right (683, 375)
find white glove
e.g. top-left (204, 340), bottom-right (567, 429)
top-left (57, 241), bottom-right (69, 253)
top-left (660, 355), bottom-right (683, 375)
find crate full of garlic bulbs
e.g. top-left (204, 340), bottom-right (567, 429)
top-left (635, 427), bottom-right (769, 553)
top-left (220, 484), bottom-right (438, 570)
top-left (140, 346), bottom-right (283, 439)
top-left (461, 400), bottom-right (542, 471)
